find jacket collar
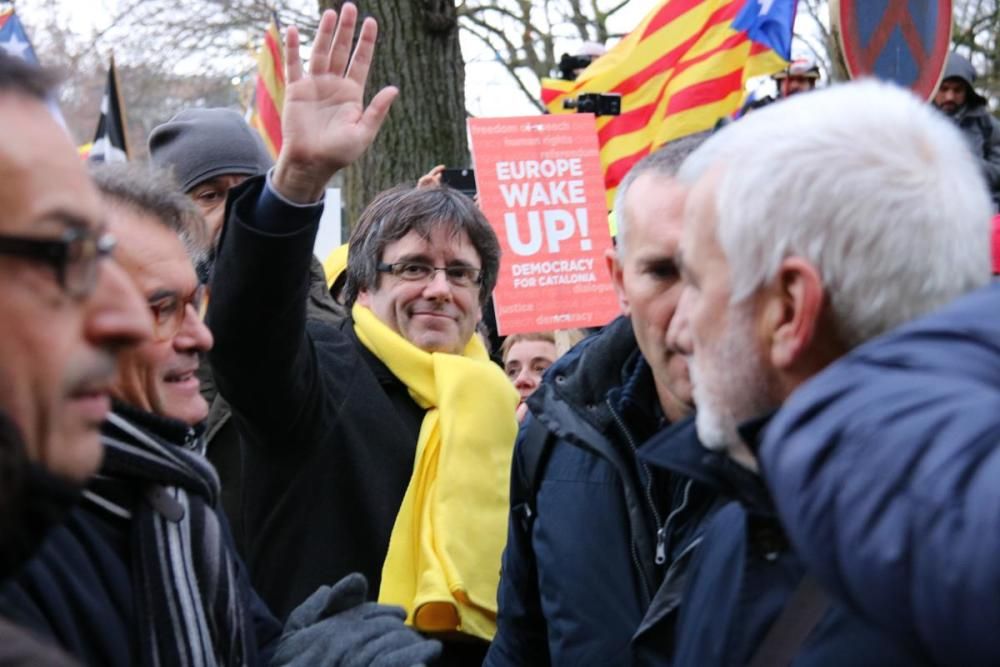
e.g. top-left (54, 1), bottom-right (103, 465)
top-left (110, 400), bottom-right (201, 450)
top-left (737, 411), bottom-right (776, 458)
top-left (342, 318), bottom-right (404, 389)
top-left (528, 315), bottom-right (663, 432)
top-left (638, 413), bottom-right (775, 513)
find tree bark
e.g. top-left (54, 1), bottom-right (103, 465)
top-left (319, 0), bottom-right (469, 226)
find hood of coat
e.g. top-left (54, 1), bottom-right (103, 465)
top-left (942, 52), bottom-right (988, 109)
top-left (526, 315), bottom-right (660, 433)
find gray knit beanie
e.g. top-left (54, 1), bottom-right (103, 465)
top-left (148, 108), bottom-right (274, 192)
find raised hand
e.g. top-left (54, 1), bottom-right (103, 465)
top-left (273, 3), bottom-right (399, 204)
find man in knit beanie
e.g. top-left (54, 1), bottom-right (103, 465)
top-left (149, 108), bottom-right (273, 244)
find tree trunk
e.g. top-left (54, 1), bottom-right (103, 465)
top-left (319, 0), bottom-right (469, 226)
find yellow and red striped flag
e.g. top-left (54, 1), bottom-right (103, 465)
top-left (542, 0), bottom-right (793, 208)
top-left (248, 14), bottom-right (284, 158)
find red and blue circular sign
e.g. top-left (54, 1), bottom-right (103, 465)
top-left (834, 0), bottom-right (952, 100)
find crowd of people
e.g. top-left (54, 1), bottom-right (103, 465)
top-left (0, 3), bottom-right (998, 665)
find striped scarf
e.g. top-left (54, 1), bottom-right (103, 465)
top-left (86, 406), bottom-right (253, 667)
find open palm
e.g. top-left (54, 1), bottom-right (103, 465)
top-left (275, 4), bottom-right (398, 203)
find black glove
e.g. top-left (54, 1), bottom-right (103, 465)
top-left (271, 573), bottom-right (442, 667)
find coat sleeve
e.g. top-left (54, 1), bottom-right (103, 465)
top-left (485, 421), bottom-right (551, 667)
top-left (760, 284), bottom-right (1000, 667)
top-left (206, 176), bottom-right (326, 444)
top-left (980, 113), bottom-right (1000, 192)
top-left (219, 507), bottom-right (283, 664)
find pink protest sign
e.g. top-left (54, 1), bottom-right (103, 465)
top-left (469, 115), bottom-right (620, 335)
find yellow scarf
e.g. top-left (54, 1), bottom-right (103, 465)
top-left (352, 304), bottom-right (519, 641)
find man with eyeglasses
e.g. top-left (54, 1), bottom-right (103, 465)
top-left (148, 101), bottom-right (345, 558)
top-left (0, 53), bottom-right (152, 662)
top-left (206, 6), bottom-right (518, 662)
top-left (0, 163), bottom-right (440, 666)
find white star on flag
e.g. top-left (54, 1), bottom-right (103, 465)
top-left (759, 0), bottom-right (776, 15)
top-left (1, 33), bottom-right (30, 60)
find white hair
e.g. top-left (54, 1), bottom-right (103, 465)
top-left (678, 79), bottom-right (993, 347)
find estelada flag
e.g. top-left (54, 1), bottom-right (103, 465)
top-left (542, 0), bottom-right (794, 207)
top-left (89, 56), bottom-right (130, 163)
top-left (248, 14), bottom-right (284, 158)
top-left (1, 7), bottom-right (67, 126)
top-left (0, 6), bottom-right (40, 63)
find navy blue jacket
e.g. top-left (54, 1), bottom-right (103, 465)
top-left (639, 418), bottom-right (927, 666)
top-left (487, 317), bottom-right (677, 666)
top-left (761, 282), bottom-right (1000, 666)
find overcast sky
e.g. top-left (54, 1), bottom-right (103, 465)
top-left (18, 0), bottom-right (661, 118)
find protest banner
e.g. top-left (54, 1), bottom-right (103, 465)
top-left (469, 115), bottom-right (619, 335)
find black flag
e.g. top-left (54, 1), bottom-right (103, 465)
top-left (89, 56), bottom-right (129, 163)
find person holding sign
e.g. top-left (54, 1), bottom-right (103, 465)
top-left (488, 134), bottom-right (716, 666)
top-left (204, 5), bottom-right (518, 663)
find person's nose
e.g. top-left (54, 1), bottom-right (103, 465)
top-left (174, 304), bottom-right (214, 354)
top-left (667, 287), bottom-right (693, 356)
top-left (421, 269), bottom-right (454, 301)
top-left (514, 367), bottom-right (537, 391)
top-left (84, 259), bottom-right (153, 352)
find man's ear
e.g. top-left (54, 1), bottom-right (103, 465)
top-left (606, 247), bottom-right (630, 316)
top-left (761, 257), bottom-right (824, 370)
top-left (356, 289), bottom-right (370, 307)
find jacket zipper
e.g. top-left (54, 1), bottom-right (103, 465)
top-left (607, 397), bottom-right (665, 588)
top-left (656, 478), bottom-right (693, 565)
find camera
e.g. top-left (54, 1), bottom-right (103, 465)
top-left (558, 53), bottom-right (596, 81)
top-left (562, 93), bottom-right (622, 117)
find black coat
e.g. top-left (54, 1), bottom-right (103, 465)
top-left (0, 411), bottom-right (81, 667)
top-left (203, 255), bottom-right (347, 558)
top-left (0, 617), bottom-right (78, 667)
top-left (207, 176), bottom-right (424, 620)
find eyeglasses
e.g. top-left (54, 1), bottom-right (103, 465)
top-left (0, 227), bottom-right (116, 299)
top-left (148, 284), bottom-right (207, 341)
top-left (376, 261), bottom-right (483, 288)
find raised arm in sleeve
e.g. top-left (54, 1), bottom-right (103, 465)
top-left (206, 175), bottom-right (325, 442)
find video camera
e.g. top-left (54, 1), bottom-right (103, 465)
top-left (558, 53), bottom-right (595, 81)
top-left (562, 93), bottom-right (622, 117)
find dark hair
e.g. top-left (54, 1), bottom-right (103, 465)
top-left (90, 163), bottom-right (209, 265)
top-left (345, 185), bottom-right (501, 307)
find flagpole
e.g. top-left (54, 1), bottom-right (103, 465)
top-left (109, 54), bottom-right (131, 159)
